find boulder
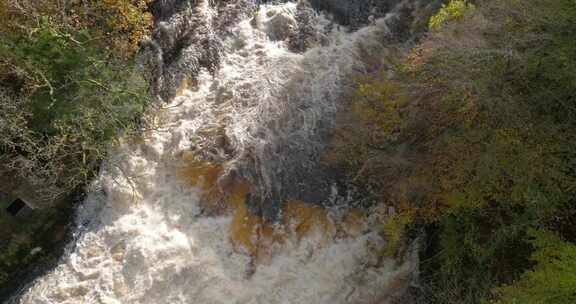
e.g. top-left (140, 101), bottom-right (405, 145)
top-left (265, 12), bottom-right (297, 41)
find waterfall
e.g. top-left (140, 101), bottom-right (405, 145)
top-left (11, 1), bottom-right (437, 303)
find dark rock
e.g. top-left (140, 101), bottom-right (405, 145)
top-left (140, 0), bottom-right (444, 221)
top-left (288, 1), bottom-right (320, 52)
top-left (309, 0), bottom-right (403, 29)
top-left (266, 12), bottom-right (297, 41)
top-left (141, 0), bottom-right (256, 101)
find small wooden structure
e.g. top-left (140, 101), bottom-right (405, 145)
top-left (0, 191), bottom-right (35, 217)
top-left (6, 198), bottom-right (33, 217)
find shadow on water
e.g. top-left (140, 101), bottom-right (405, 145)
top-left (1, 190), bottom-right (89, 303)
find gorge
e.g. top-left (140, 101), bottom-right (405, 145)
top-left (8, 0), bottom-right (440, 303)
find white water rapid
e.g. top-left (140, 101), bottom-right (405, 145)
top-left (12, 2), bottom-right (422, 303)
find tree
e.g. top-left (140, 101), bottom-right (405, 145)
top-left (0, 0), bottom-right (153, 202)
top-left (328, 0), bottom-right (576, 302)
top-left (495, 230), bottom-right (576, 304)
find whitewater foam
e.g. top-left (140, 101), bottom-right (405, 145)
top-left (13, 2), bottom-right (418, 303)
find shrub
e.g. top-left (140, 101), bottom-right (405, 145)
top-left (330, 0), bottom-right (576, 302)
top-left (78, 0), bottom-right (154, 58)
top-left (0, 1), bottom-right (152, 201)
top-left (494, 230), bottom-right (576, 304)
top-left (429, 0), bottom-right (475, 30)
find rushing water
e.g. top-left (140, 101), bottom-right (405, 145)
top-left (12, 1), bottom-right (436, 303)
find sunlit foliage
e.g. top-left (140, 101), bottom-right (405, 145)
top-left (0, 0), bottom-right (152, 201)
top-left (429, 0), bottom-right (475, 29)
top-left (494, 230), bottom-right (576, 304)
top-left (79, 0), bottom-right (154, 58)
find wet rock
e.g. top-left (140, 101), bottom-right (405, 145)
top-left (265, 12), bottom-right (297, 41)
top-left (308, 0), bottom-right (402, 29)
top-left (288, 0), bottom-right (320, 52)
top-left (142, 0), bottom-right (443, 100)
top-left (141, 0), bottom-right (254, 101)
top-left (140, 0), bottom-right (445, 222)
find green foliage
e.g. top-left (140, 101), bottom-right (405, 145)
top-left (0, 2), bottom-right (151, 201)
top-left (429, 0), bottom-right (475, 29)
top-left (426, 211), bottom-right (533, 304)
top-left (495, 230), bottom-right (576, 304)
top-left (83, 0), bottom-right (154, 57)
top-left (330, 76), bottom-right (405, 171)
top-left (382, 213), bottom-right (412, 257)
top-left (355, 78), bottom-right (406, 137)
top-left (0, 0), bottom-right (153, 58)
top-left (0, 272), bottom-right (6, 287)
top-left (424, 0), bottom-right (576, 299)
top-left (1, 19), bottom-right (145, 125)
top-left (331, 0), bottom-right (576, 303)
